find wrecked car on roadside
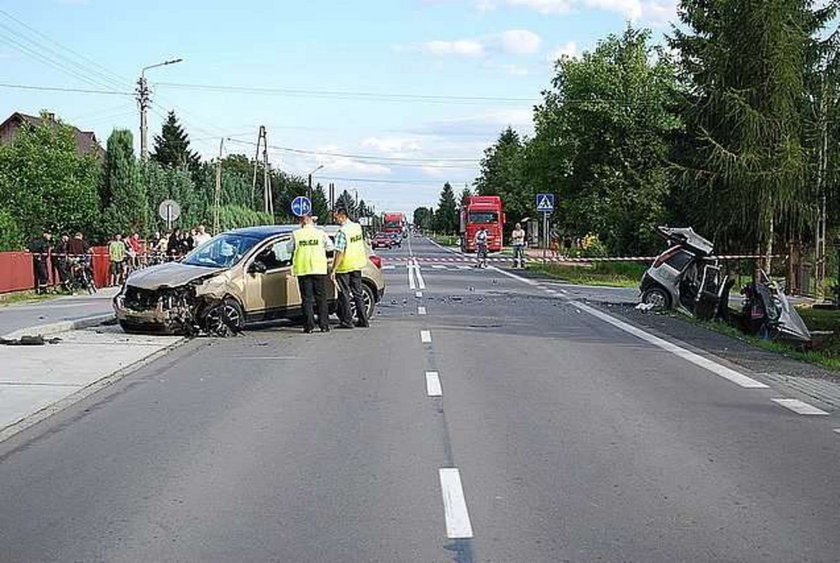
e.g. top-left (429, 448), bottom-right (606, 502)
top-left (113, 226), bottom-right (386, 336)
top-left (639, 226), bottom-right (810, 344)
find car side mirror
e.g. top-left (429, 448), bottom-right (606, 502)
top-left (248, 261), bottom-right (267, 274)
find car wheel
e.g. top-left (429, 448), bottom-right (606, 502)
top-left (203, 297), bottom-right (245, 336)
top-left (641, 286), bottom-right (671, 310)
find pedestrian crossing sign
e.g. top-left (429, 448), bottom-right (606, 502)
top-left (536, 193), bottom-right (555, 212)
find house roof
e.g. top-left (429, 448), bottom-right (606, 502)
top-left (0, 112), bottom-right (103, 157)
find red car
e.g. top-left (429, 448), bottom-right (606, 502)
top-left (371, 232), bottom-right (395, 250)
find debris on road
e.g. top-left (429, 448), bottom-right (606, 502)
top-left (0, 335), bottom-right (62, 346)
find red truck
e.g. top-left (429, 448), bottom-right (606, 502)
top-left (460, 196), bottom-right (505, 252)
top-left (382, 212), bottom-right (406, 238)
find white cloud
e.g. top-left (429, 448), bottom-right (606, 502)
top-left (474, 0), bottom-right (498, 11)
top-left (546, 41), bottom-right (577, 62)
top-left (497, 0), bottom-right (677, 23)
top-left (314, 145), bottom-right (392, 176)
top-left (483, 61), bottom-right (531, 75)
top-left (362, 137), bottom-right (422, 154)
top-left (422, 40), bottom-right (485, 57)
top-left (499, 29), bottom-right (542, 55)
top-left (506, 0), bottom-right (573, 14)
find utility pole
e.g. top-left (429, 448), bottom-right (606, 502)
top-left (137, 58), bottom-right (182, 162)
top-left (263, 128), bottom-right (273, 217)
top-left (307, 164), bottom-right (324, 202)
top-left (251, 126), bottom-right (265, 207)
top-left (213, 137), bottom-right (224, 234)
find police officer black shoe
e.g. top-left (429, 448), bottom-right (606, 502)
top-left (303, 327), bottom-right (314, 334)
top-left (320, 326), bottom-right (331, 333)
top-left (355, 320), bottom-right (370, 328)
top-left (338, 323), bottom-right (355, 329)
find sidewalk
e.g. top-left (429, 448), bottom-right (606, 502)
top-left (0, 324), bottom-right (183, 441)
top-left (0, 287), bottom-right (119, 337)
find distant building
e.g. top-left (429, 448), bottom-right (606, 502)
top-left (0, 111), bottom-right (105, 159)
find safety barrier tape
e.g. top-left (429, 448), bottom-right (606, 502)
top-left (399, 254), bottom-right (781, 264)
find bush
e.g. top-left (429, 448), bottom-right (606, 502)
top-left (0, 208), bottom-right (23, 250)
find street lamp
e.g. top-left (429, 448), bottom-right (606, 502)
top-left (137, 58), bottom-right (184, 162)
top-left (307, 164), bottom-right (325, 201)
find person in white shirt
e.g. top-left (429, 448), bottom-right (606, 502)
top-left (511, 222), bottom-right (526, 269)
top-left (192, 225), bottom-right (212, 248)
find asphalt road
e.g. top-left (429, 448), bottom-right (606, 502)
top-left (0, 288), bottom-right (117, 336)
top-left (1, 236), bottom-right (839, 562)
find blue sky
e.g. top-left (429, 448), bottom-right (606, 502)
top-left (0, 0), bottom-right (677, 214)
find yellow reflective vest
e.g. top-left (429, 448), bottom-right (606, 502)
top-left (335, 221), bottom-right (367, 274)
top-left (292, 225), bottom-right (328, 276)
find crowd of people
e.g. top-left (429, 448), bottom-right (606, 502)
top-left (26, 225), bottom-right (215, 293)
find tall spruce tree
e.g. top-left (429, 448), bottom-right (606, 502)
top-left (670, 0), bottom-right (817, 259)
top-left (434, 182), bottom-right (458, 234)
top-left (151, 111), bottom-right (200, 172)
top-left (103, 129), bottom-right (147, 235)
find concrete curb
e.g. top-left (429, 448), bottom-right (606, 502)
top-left (1, 313), bottom-right (116, 341)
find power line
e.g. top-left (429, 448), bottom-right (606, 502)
top-left (320, 176), bottom-right (471, 185)
top-left (0, 82), bottom-right (132, 96)
top-left (226, 139), bottom-right (478, 164)
top-left (155, 81), bottom-right (537, 105)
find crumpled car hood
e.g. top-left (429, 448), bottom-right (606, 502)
top-left (125, 262), bottom-right (220, 290)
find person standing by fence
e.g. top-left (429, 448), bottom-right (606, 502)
top-left (27, 230), bottom-right (52, 294)
top-left (109, 233), bottom-right (127, 287)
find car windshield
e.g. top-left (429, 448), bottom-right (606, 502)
top-left (469, 211), bottom-right (498, 223)
top-left (182, 233), bottom-right (261, 269)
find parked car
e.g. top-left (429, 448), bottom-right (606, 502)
top-left (113, 225), bottom-right (385, 335)
top-left (371, 232), bottom-right (394, 250)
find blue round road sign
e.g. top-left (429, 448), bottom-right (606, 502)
top-left (291, 196), bottom-right (312, 217)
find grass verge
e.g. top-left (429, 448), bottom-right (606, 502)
top-left (527, 261), bottom-right (645, 288)
top-left (0, 290), bottom-right (60, 307)
top-left (429, 234), bottom-right (459, 247)
top-left (684, 309), bottom-right (840, 373)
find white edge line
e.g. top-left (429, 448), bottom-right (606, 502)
top-left (425, 371), bottom-right (442, 396)
top-left (439, 468), bottom-right (474, 539)
top-left (490, 266), bottom-right (768, 390)
top-left (421, 330), bottom-right (432, 343)
top-left (771, 398), bottom-right (830, 415)
top-left (415, 259), bottom-right (427, 290)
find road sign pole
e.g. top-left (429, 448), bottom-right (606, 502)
top-left (167, 207), bottom-right (172, 231)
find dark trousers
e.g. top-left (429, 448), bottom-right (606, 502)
top-left (34, 258), bottom-right (49, 292)
top-left (336, 270), bottom-right (367, 325)
top-left (298, 274), bottom-right (329, 331)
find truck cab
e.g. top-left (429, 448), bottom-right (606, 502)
top-left (460, 196), bottom-right (505, 253)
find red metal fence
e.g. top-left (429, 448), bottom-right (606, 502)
top-left (0, 249), bottom-right (112, 294)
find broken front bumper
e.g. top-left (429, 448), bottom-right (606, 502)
top-left (113, 288), bottom-right (188, 333)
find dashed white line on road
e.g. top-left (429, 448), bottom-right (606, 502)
top-left (418, 306), bottom-right (427, 315)
top-left (432, 264), bottom-right (447, 270)
top-left (457, 265), bottom-right (471, 270)
top-left (545, 289), bottom-right (558, 295)
top-left (416, 291), bottom-right (424, 298)
top-left (771, 398), bottom-right (829, 415)
top-left (559, 289), bottom-right (568, 294)
top-left (383, 265), bottom-right (396, 270)
top-left (414, 259), bottom-right (427, 290)
top-left (425, 371), bottom-right (442, 396)
top-left (439, 468), bottom-right (474, 539)
top-left (421, 330), bottom-right (432, 343)
top-left (491, 266), bottom-right (769, 390)
top-left (833, 428), bottom-right (840, 435)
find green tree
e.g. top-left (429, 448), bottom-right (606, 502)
top-left (0, 208), bottom-right (23, 250)
top-left (460, 187), bottom-right (473, 206)
top-left (102, 129), bottom-right (147, 236)
top-left (312, 183), bottom-right (329, 222)
top-left (413, 206), bottom-right (434, 230)
top-left (474, 128), bottom-right (530, 222)
top-left (434, 182), bottom-right (458, 234)
top-left (0, 112), bottom-right (100, 240)
top-left (529, 27), bottom-right (681, 254)
top-left (670, 0), bottom-right (818, 258)
top-left (336, 190), bottom-right (357, 216)
top-left (143, 163), bottom-right (200, 232)
top-left (151, 111), bottom-right (200, 172)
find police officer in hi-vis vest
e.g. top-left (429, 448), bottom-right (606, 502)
top-left (330, 207), bottom-right (370, 329)
top-left (287, 214), bottom-right (334, 333)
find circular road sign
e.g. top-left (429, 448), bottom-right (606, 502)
top-left (291, 196), bottom-right (312, 217)
top-left (158, 199), bottom-right (181, 222)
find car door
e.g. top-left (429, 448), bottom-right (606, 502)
top-left (243, 238), bottom-right (297, 319)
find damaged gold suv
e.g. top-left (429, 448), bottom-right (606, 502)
top-left (113, 225), bottom-right (386, 335)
